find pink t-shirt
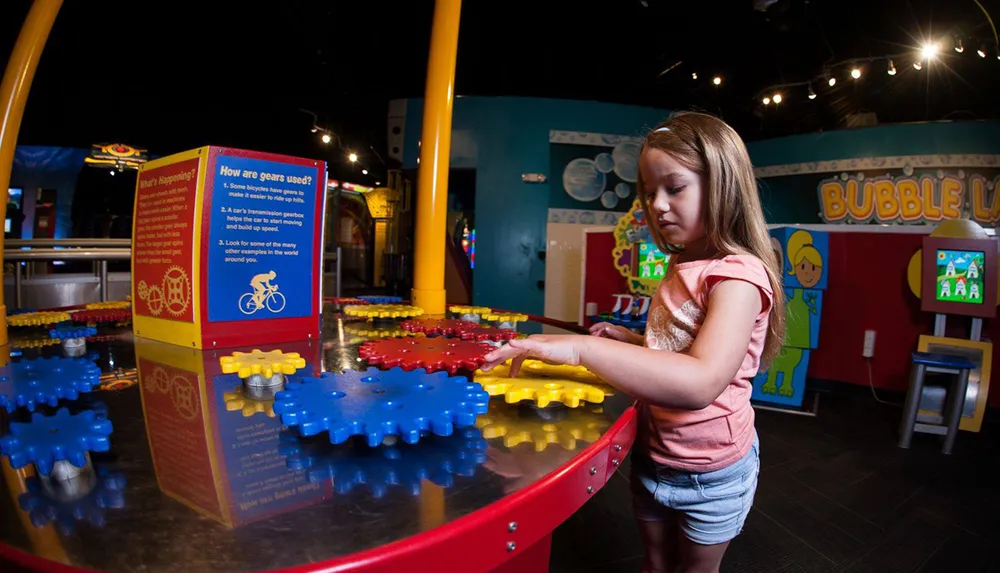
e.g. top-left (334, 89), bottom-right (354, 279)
top-left (641, 253), bottom-right (773, 473)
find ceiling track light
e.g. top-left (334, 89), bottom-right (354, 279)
top-left (913, 60), bottom-right (923, 70)
top-left (955, 38), bottom-right (964, 53)
top-left (712, 76), bottom-right (722, 85)
top-left (807, 84), bottom-right (817, 99)
top-left (977, 46), bottom-right (987, 58)
top-left (828, 76), bottom-right (836, 87)
top-left (887, 60), bottom-right (897, 75)
top-left (850, 67), bottom-right (862, 79)
top-left (762, 96), bottom-right (771, 105)
top-left (772, 93), bottom-right (782, 104)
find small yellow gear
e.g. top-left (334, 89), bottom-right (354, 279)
top-left (145, 285), bottom-right (165, 316)
top-left (475, 401), bottom-right (610, 452)
top-left (344, 304), bottom-right (424, 319)
top-left (482, 312), bottom-right (529, 323)
top-left (137, 281), bottom-right (150, 300)
top-left (343, 321), bottom-right (415, 339)
top-left (85, 301), bottom-right (131, 310)
top-left (163, 265), bottom-right (191, 316)
top-left (449, 305), bottom-right (492, 315)
top-left (223, 389), bottom-right (276, 418)
top-left (219, 349), bottom-right (306, 379)
top-left (475, 360), bottom-right (614, 408)
top-left (10, 335), bottom-right (62, 349)
top-left (9, 311), bottom-right (71, 327)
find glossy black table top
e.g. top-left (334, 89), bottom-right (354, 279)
top-left (0, 309), bottom-right (633, 572)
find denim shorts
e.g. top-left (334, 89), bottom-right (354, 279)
top-left (631, 433), bottom-right (760, 546)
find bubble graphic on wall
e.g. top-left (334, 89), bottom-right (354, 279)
top-left (563, 158), bottom-right (606, 202)
top-left (595, 153), bottom-right (615, 173)
top-left (612, 141), bottom-right (642, 183)
top-left (601, 191), bottom-right (619, 209)
top-left (580, 212), bottom-right (596, 224)
top-left (615, 182), bottom-right (631, 198)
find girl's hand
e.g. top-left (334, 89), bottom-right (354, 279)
top-left (481, 335), bottom-right (583, 377)
top-left (589, 322), bottom-right (643, 345)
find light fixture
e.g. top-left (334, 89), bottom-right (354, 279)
top-left (828, 76), bottom-right (836, 87)
top-left (310, 127), bottom-right (318, 133)
top-left (362, 169), bottom-right (368, 175)
top-left (712, 76), bottom-right (722, 85)
top-left (109, 170), bottom-right (115, 176)
top-left (321, 133), bottom-right (331, 144)
top-left (376, 181), bottom-right (381, 185)
top-left (772, 93), bottom-right (782, 104)
top-left (762, 96), bottom-right (770, 105)
top-left (913, 60), bottom-right (923, 70)
top-left (348, 152), bottom-right (358, 163)
top-left (955, 38), bottom-right (964, 53)
top-left (692, 72), bottom-right (698, 80)
top-left (920, 42), bottom-right (939, 60)
top-left (887, 60), bottom-right (897, 75)
top-left (978, 46), bottom-right (987, 58)
top-left (807, 85), bottom-right (817, 99)
top-left (850, 67), bottom-right (861, 79)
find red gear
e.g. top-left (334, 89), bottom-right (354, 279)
top-left (358, 337), bottom-right (494, 375)
top-left (455, 326), bottom-right (518, 343)
top-left (72, 309), bottom-right (132, 323)
top-left (328, 297), bottom-right (368, 305)
top-left (399, 318), bottom-right (480, 336)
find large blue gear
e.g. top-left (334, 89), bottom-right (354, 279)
top-left (279, 428), bottom-right (487, 497)
top-left (273, 367), bottom-right (489, 447)
top-left (19, 468), bottom-right (126, 535)
top-left (0, 356), bottom-right (102, 413)
top-left (357, 295), bottom-right (403, 304)
top-left (49, 326), bottom-right (98, 340)
top-left (0, 409), bottom-right (113, 475)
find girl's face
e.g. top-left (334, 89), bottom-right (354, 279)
top-left (640, 148), bottom-right (707, 247)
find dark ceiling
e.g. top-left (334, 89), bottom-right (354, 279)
top-left (3, 0), bottom-right (999, 184)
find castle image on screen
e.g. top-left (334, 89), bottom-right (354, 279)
top-left (935, 249), bottom-right (985, 305)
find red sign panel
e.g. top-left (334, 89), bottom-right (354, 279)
top-left (134, 159), bottom-right (199, 322)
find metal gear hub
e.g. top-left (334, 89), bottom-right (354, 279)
top-left (359, 337), bottom-right (494, 374)
top-left (0, 409), bottom-right (114, 475)
top-left (273, 366), bottom-right (489, 447)
top-left (0, 356), bottom-right (103, 413)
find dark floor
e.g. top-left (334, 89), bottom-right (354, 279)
top-left (551, 391), bottom-right (1000, 573)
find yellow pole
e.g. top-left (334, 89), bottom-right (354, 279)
top-left (0, 0), bottom-right (63, 346)
top-left (411, 0), bottom-right (462, 315)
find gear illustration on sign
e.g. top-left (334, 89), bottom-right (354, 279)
top-left (474, 361), bottom-right (614, 408)
top-left (142, 366), bottom-right (173, 395)
top-left (137, 281), bottom-right (149, 300)
top-left (273, 367), bottom-right (490, 447)
top-left (0, 356), bottom-right (102, 413)
top-left (0, 409), bottom-right (114, 475)
top-left (359, 337), bottom-right (494, 374)
top-left (172, 376), bottom-right (198, 421)
top-left (475, 401), bottom-right (610, 452)
top-left (19, 468), bottom-right (126, 535)
top-left (279, 427), bottom-right (488, 497)
top-left (162, 266), bottom-right (191, 316)
top-left (144, 285), bottom-right (164, 316)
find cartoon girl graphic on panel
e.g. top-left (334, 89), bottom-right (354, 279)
top-left (787, 230), bottom-right (824, 288)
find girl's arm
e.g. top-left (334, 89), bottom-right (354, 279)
top-left (482, 279), bottom-right (763, 410)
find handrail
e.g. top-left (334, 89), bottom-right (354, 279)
top-left (3, 248), bottom-right (130, 260)
top-left (6, 238), bottom-right (131, 248)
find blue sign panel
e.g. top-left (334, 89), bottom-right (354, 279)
top-left (207, 155), bottom-right (318, 322)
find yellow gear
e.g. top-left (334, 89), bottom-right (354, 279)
top-left (449, 305), bottom-right (492, 315)
top-left (344, 304), bottom-right (424, 319)
top-left (85, 301), bottom-right (131, 310)
top-left (475, 361), bottom-right (614, 408)
top-left (475, 401), bottom-right (610, 452)
top-left (343, 321), bottom-right (415, 339)
top-left (219, 349), bottom-right (306, 379)
top-left (10, 335), bottom-right (61, 349)
top-left (482, 312), bottom-right (528, 323)
top-left (9, 311), bottom-right (71, 327)
top-left (223, 389), bottom-right (276, 418)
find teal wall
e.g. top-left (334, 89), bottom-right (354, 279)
top-left (745, 121), bottom-right (1000, 224)
top-left (401, 97), bottom-right (669, 315)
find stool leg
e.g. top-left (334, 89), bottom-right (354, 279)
top-left (941, 369), bottom-right (970, 455)
top-left (898, 364), bottom-right (925, 449)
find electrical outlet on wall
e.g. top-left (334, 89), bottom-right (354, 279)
top-left (862, 330), bottom-right (876, 358)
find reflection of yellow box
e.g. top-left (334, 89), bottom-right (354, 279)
top-left (135, 338), bottom-right (328, 527)
top-left (916, 335), bottom-right (992, 433)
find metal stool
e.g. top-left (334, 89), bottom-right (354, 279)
top-left (899, 351), bottom-right (975, 455)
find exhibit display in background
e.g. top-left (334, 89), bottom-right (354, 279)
top-left (611, 199), bottom-right (672, 297)
top-left (919, 237), bottom-right (998, 317)
top-left (132, 146), bottom-right (326, 349)
top-left (547, 131), bottom-right (641, 226)
top-left (916, 335), bottom-right (993, 433)
top-left (752, 228), bottom-right (830, 408)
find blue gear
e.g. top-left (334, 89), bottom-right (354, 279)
top-left (588, 314), bottom-right (647, 331)
top-left (49, 326), bottom-right (97, 340)
top-left (0, 408), bottom-right (113, 475)
top-left (279, 428), bottom-right (487, 497)
top-left (19, 467), bottom-right (126, 535)
top-left (273, 367), bottom-right (489, 447)
top-left (357, 295), bottom-right (403, 304)
top-left (0, 356), bottom-right (102, 413)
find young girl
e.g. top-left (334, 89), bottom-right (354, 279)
top-left (482, 112), bottom-right (785, 573)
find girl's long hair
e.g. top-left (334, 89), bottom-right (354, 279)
top-left (637, 111), bottom-right (786, 366)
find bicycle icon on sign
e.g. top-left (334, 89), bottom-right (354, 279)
top-left (239, 271), bottom-right (287, 315)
